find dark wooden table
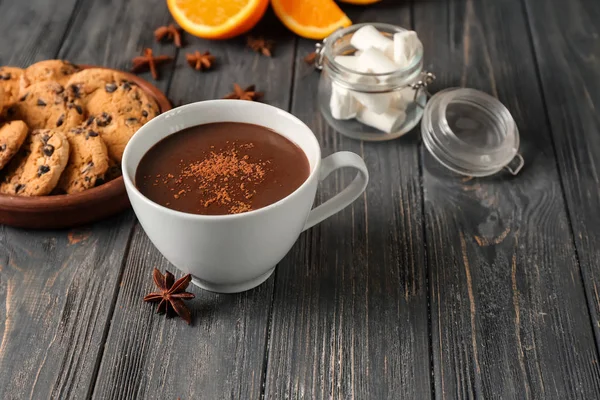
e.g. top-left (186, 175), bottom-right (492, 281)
top-left (1, 0), bottom-right (600, 398)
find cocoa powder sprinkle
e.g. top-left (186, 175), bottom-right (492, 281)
top-left (162, 143), bottom-right (267, 214)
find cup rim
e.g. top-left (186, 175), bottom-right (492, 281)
top-left (122, 100), bottom-right (322, 220)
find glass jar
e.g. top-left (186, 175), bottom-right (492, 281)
top-left (315, 23), bottom-right (524, 177)
top-left (315, 23), bottom-right (431, 141)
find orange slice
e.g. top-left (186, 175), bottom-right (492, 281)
top-left (167, 0), bottom-right (269, 40)
top-left (271, 0), bottom-right (352, 40)
top-left (338, 0), bottom-right (382, 4)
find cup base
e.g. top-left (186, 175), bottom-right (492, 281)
top-left (191, 267), bottom-right (275, 294)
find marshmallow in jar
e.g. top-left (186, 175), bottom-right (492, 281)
top-left (315, 23), bottom-right (428, 141)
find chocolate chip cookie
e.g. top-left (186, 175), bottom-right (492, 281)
top-left (85, 80), bottom-right (159, 161)
top-left (13, 80), bottom-right (84, 132)
top-left (65, 68), bottom-right (130, 102)
top-left (0, 66), bottom-right (24, 107)
top-left (55, 125), bottom-right (109, 193)
top-left (21, 60), bottom-right (81, 89)
top-left (0, 120), bottom-right (29, 170)
top-left (0, 129), bottom-right (69, 196)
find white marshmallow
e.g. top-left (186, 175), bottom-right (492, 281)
top-left (357, 107), bottom-right (406, 133)
top-left (334, 53), bottom-right (393, 114)
top-left (391, 87), bottom-right (416, 110)
top-left (330, 83), bottom-right (360, 120)
top-left (350, 91), bottom-right (392, 114)
top-left (393, 31), bottom-right (422, 67)
top-left (351, 25), bottom-right (394, 55)
top-left (357, 48), bottom-right (399, 74)
top-left (334, 55), bottom-right (367, 72)
top-left (333, 56), bottom-right (379, 87)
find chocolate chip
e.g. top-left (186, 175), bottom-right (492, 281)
top-left (70, 84), bottom-right (82, 98)
top-left (42, 144), bottom-right (54, 156)
top-left (0, 144), bottom-right (6, 151)
top-left (56, 114), bottom-right (65, 127)
top-left (125, 117), bottom-right (138, 126)
top-left (41, 134), bottom-right (50, 144)
top-left (15, 183), bottom-right (24, 193)
top-left (6, 106), bottom-right (15, 116)
top-left (105, 83), bottom-right (117, 93)
top-left (19, 93), bottom-right (29, 101)
top-left (37, 99), bottom-right (47, 107)
top-left (75, 105), bottom-right (83, 114)
top-left (96, 112), bottom-right (112, 127)
top-left (38, 165), bottom-right (50, 176)
top-left (86, 116), bottom-right (95, 126)
top-left (87, 130), bottom-right (99, 138)
top-left (122, 82), bottom-right (132, 91)
top-left (0, 73), bottom-right (11, 80)
top-left (84, 176), bottom-right (91, 181)
top-left (133, 91), bottom-right (140, 101)
top-left (71, 127), bottom-right (83, 134)
top-left (141, 110), bottom-right (148, 117)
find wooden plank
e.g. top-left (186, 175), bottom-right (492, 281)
top-left (0, 0), bottom-right (177, 398)
top-left (91, 11), bottom-right (297, 400)
top-left (414, 0), bottom-right (600, 398)
top-left (0, 0), bottom-right (78, 65)
top-left (264, 6), bottom-right (432, 399)
top-left (523, 0), bottom-right (600, 347)
top-left (0, 214), bottom-right (134, 399)
top-left (57, 0), bottom-right (177, 85)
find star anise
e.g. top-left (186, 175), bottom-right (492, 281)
top-left (186, 51), bottom-right (216, 71)
top-left (246, 36), bottom-right (274, 57)
top-left (304, 52), bottom-right (317, 65)
top-left (154, 24), bottom-right (183, 47)
top-left (131, 48), bottom-right (173, 80)
top-left (143, 268), bottom-right (195, 324)
top-left (223, 84), bottom-right (263, 101)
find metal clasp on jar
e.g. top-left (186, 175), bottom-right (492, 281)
top-left (314, 37), bottom-right (330, 70)
top-left (410, 71), bottom-right (436, 109)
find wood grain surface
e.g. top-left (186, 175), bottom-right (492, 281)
top-left (1, 0), bottom-right (600, 399)
top-left (415, 0), bottom-right (600, 398)
top-left (524, 0), bottom-right (600, 351)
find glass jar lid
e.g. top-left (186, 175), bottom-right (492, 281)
top-left (421, 88), bottom-right (524, 177)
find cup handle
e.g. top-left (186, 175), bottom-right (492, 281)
top-left (303, 151), bottom-right (369, 231)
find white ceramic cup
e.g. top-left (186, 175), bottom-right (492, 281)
top-left (122, 100), bottom-right (368, 293)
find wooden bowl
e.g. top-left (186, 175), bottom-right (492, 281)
top-left (0, 66), bottom-right (172, 229)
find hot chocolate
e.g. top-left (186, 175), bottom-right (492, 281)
top-left (135, 122), bottom-right (310, 215)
